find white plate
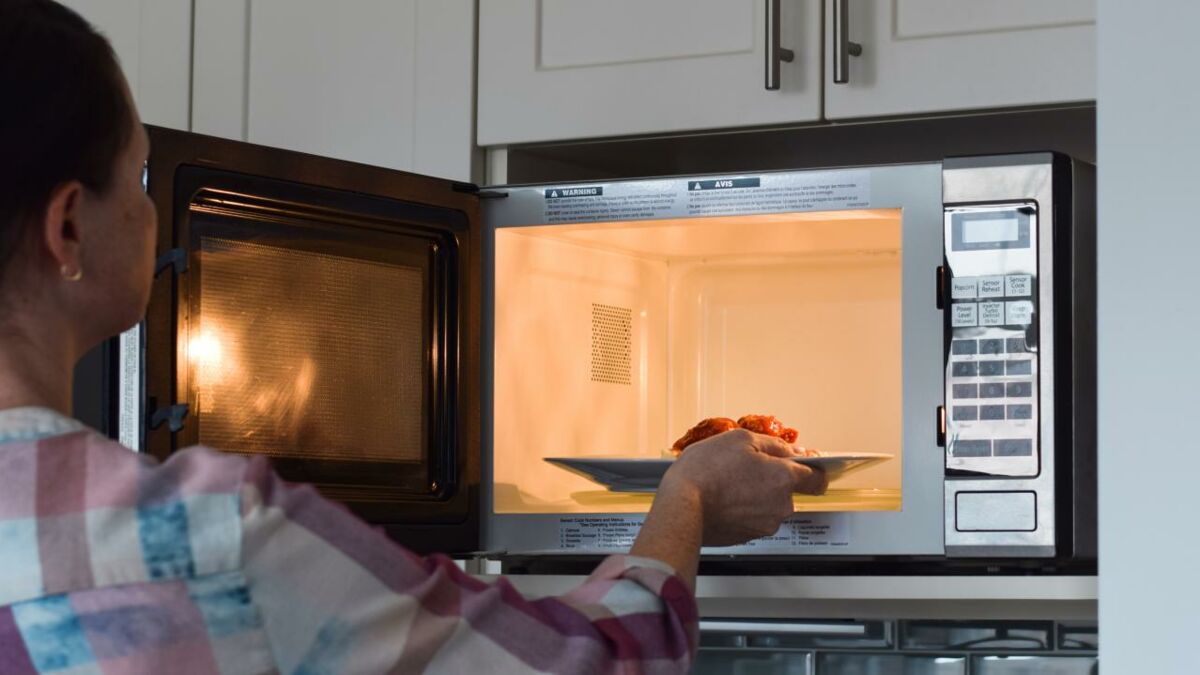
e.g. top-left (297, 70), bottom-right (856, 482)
top-left (544, 453), bottom-right (894, 493)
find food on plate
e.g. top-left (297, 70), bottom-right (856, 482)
top-left (736, 414), bottom-right (799, 444)
top-left (671, 414), bottom-right (821, 457)
top-left (670, 417), bottom-right (738, 455)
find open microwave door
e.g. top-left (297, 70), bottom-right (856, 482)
top-left (120, 127), bottom-right (482, 555)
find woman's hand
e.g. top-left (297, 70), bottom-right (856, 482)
top-left (629, 428), bottom-right (827, 587)
top-left (662, 428), bottom-right (828, 546)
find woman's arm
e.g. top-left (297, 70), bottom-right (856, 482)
top-left (630, 478), bottom-right (704, 588)
top-left (237, 455), bottom-right (697, 674)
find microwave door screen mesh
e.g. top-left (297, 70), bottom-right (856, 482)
top-left (193, 237), bottom-right (425, 463)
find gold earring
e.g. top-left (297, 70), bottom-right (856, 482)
top-left (60, 265), bottom-right (83, 282)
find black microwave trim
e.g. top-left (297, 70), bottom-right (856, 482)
top-left (175, 168), bottom-right (456, 501)
top-left (124, 126), bottom-right (483, 555)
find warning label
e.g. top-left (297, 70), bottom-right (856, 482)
top-left (545, 186), bottom-right (603, 199)
top-left (536, 171), bottom-right (870, 225)
top-left (544, 190), bottom-right (678, 224)
top-left (688, 178), bottom-right (761, 191)
top-left (686, 174), bottom-right (870, 217)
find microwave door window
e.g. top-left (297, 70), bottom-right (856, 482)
top-left (192, 237), bottom-right (425, 467)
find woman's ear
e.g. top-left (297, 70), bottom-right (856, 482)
top-left (41, 180), bottom-right (86, 280)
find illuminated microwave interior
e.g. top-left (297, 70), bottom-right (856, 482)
top-left (493, 208), bottom-right (904, 514)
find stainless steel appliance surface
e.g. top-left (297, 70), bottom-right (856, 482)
top-left (101, 130), bottom-right (1094, 569)
top-left (482, 152), bottom-right (1095, 566)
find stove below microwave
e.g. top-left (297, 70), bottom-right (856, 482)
top-left (107, 128), bottom-right (1094, 567)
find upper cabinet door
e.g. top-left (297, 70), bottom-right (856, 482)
top-left (478, 0), bottom-right (822, 146)
top-left (192, 0), bottom-right (476, 182)
top-left (60, 0), bottom-right (192, 130)
top-left (824, 0), bottom-right (1095, 120)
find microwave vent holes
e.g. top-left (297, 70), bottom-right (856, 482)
top-left (591, 303), bottom-right (632, 386)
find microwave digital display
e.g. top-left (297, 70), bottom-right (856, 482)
top-left (962, 215), bottom-right (1019, 244)
top-left (951, 208), bottom-right (1031, 251)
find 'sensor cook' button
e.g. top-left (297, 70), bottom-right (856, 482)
top-left (1006, 275), bottom-right (1033, 297)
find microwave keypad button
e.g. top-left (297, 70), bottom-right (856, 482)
top-left (979, 339), bottom-right (1004, 355)
top-left (979, 360), bottom-right (1005, 377)
top-left (995, 438), bottom-right (1034, 456)
top-left (953, 383), bottom-right (979, 398)
top-left (1005, 274), bottom-right (1033, 297)
top-left (1006, 360), bottom-right (1033, 375)
top-left (952, 362), bottom-right (978, 377)
top-left (1006, 300), bottom-right (1035, 325)
top-left (980, 382), bottom-right (1005, 398)
top-left (952, 303), bottom-right (978, 327)
top-left (979, 302), bottom-right (1006, 326)
top-left (978, 276), bottom-right (1006, 298)
top-left (954, 440), bottom-right (992, 457)
top-left (951, 277), bottom-right (978, 300)
top-left (980, 404), bottom-right (1006, 420)
top-left (952, 406), bottom-right (979, 421)
top-left (1007, 404), bottom-right (1034, 420)
top-left (951, 339), bottom-right (978, 355)
top-left (1006, 336), bottom-right (1027, 353)
top-left (1006, 381), bottom-right (1033, 397)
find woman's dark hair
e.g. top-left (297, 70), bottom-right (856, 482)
top-left (0, 0), bottom-right (134, 274)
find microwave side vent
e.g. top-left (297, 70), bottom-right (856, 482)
top-left (591, 303), bottom-right (632, 386)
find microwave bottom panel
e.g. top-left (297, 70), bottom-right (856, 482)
top-left (487, 510), bottom-right (945, 558)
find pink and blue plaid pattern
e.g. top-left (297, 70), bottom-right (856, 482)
top-left (0, 408), bottom-right (697, 674)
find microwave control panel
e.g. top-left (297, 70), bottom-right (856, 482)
top-left (943, 203), bottom-right (1039, 478)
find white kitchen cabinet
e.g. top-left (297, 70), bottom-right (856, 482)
top-left (824, 0), bottom-right (1095, 119)
top-left (60, 0), bottom-right (192, 130)
top-left (192, 0), bottom-right (476, 182)
top-left (477, 0), bottom-right (823, 146)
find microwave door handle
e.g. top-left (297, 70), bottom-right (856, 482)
top-left (764, 0), bottom-right (795, 90)
top-left (832, 0), bottom-right (863, 84)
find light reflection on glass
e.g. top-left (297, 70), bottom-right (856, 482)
top-left (190, 324), bottom-right (240, 414)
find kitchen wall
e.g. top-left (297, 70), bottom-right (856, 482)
top-left (1096, 0), bottom-right (1200, 672)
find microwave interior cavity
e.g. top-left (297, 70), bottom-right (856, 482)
top-left (493, 209), bottom-right (904, 515)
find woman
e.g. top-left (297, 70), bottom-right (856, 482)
top-left (0, 2), bottom-right (827, 673)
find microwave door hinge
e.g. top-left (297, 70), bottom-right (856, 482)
top-left (936, 405), bottom-right (946, 447)
top-left (936, 265), bottom-right (946, 310)
top-left (155, 248), bottom-right (188, 278)
top-left (149, 403), bottom-right (189, 433)
top-left (452, 182), bottom-right (509, 200)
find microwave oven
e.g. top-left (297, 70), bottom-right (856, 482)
top-left (104, 127), bottom-right (1094, 567)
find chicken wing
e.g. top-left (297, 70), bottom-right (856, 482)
top-left (671, 417), bottom-right (738, 455)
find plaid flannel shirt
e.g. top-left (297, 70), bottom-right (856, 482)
top-left (0, 407), bottom-right (698, 674)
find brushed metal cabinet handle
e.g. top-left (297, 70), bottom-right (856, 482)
top-left (765, 0), bottom-right (795, 90)
top-left (832, 0), bottom-right (863, 84)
